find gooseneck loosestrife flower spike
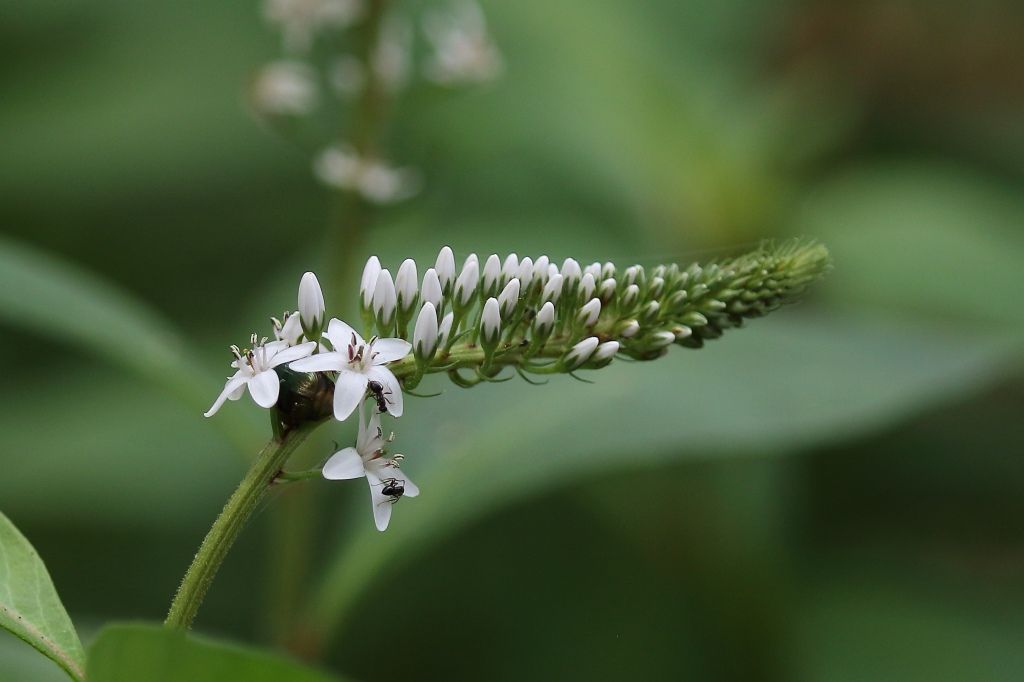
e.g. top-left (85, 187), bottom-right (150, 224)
top-left (170, 241), bottom-right (830, 630)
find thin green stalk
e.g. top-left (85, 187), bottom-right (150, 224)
top-left (165, 422), bottom-right (318, 630)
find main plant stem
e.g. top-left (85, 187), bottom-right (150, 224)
top-left (165, 422), bottom-right (317, 630)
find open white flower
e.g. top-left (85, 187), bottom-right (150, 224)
top-left (322, 404), bottom-right (419, 531)
top-left (205, 336), bottom-right (317, 417)
top-left (289, 318), bottom-right (411, 421)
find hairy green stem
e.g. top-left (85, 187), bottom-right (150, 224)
top-left (165, 422), bottom-right (317, 630)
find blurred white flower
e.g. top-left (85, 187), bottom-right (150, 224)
top-left (423, 1), bottom-right (503, 86)
top-left (263, 0), bottom-right (364, 53)
top-left (372, 15), bottom-right (412, 92)
top-left (322, 403), bottom-right (419, 531)
top-left (205, 335), bottom-right (316, 417)
top-left (251, 61), bottom-right (319, 116)
top-left (313, 145), bottom-right (418, 204)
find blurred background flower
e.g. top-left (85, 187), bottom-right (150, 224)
top-left (0, 0), bottom-right (1021, 680)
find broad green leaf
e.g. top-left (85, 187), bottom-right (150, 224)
top-left (0, 236), bottom-right (256, 450)
top-left (87, 623), bottom-right (342, 682)
top-left (0, 511), bottom-right (85, 681)
top-left (306, 312), bottom-right (1019, 639)
top-left (799, 163), bottom-right (1024, 328)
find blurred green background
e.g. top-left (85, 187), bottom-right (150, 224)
top-left (2, 0), bottom-right (1023, 680)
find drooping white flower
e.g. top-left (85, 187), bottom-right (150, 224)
top-left (413, 302), bottom-right (439, 361)
top-left (497, 277), bottom-right (520, 319)
top-left (263, 0), bottom-right (364, 54)
top-left (322, 404), bottom-right (419, 531)
top-left (435, 246), bottom-right (456, 293)
top-left (298, 271), bottom-right (326, 335)
top-left (251, 61), bottom-right (319, 116)
top-left (205, 335), bottom-right (316, 417)
top-left (289, 318), bottom-right (411, 420)
top-left (423, 0), bottom-right (503, 86)
top-left (565, 336), bottom-right (599, 370)
top-left (420, 268), bottom-right (443, 311)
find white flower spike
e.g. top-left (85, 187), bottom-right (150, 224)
top-left (289, 318), bottom-right (411, 421)
top-left (322, 403), bottom-right (419, 531)
top-left (205, 335), bottom-right (316, 417)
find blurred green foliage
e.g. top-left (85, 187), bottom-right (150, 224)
top-left (1, 0), bottom-right (1022, 680)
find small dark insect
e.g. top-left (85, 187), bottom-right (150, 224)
top-left (367, 380), bottom-right (391, 413)
top-left (379, 477), bottom-right (405, 503)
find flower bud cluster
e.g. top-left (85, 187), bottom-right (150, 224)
top-left (359, 240), bottom-right (831, 380)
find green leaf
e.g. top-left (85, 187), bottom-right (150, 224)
top-left (0, 236), bottom-right (257, 450)
top-left (87, 623), bottom-right (342, 682)
top-left (306, 312), bottom-right (1019, 641)
top-left (0, 511), bottom-right (85, 681)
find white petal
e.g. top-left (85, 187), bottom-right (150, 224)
top-left (372, 338), bottom-right (412, 363)
top-left (369, 483), bottom-right (393, 532)
top-left (204, 372), bottom-right (248, 417)
top-left (401, 471), bottom-right (420, 498)
top-left (327, 318), bottom-right (363, 348)
top-left (367, 365), bottom-right (403, 417)
top-left (289, 350), bottom-right (346, 373)
top-left (269, 341), bottom-right (317, 367)
top-left (248, 369), bottom-right (281, 408)
top-left (322, 448), bottom-right (367, 480)
top-left (357, 407), bottom-right (383, 454)
top-left (333, 370), bottom-right (369, 421)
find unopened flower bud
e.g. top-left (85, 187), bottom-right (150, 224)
top-left (592, 340), bottom-right (619, 365)
top-left (533, 256), bottom-right (551, 285)
top-left (577, 298), bottom-right (601, 327)
top-left (517, 256), bottom-right (534, 290)
top-left (482, 254), bottom-right (501, 296)
top-left (579, 272), bottom-right (596, 302)
top-left (373, 269), bottom-right (397, 331)
top-left (421, 268), bottom-right (443, 311)
top-left (501, 253), bottom-right (519, 284)
top-left (623, 265), bottom-right (643, 287)
top-left (547, 263), bottom-right (559, 280)
top-left (360, 256), bottom-right (382, 310)
top-left (435, 246), bottom-right (456, 294)
top-left (648, 276), bottom-right (665, 298)
top-left (561, 258), bottom-right (581, 286)
top-left (533, 301), bottom-right (555, 339)
top-left (481, 297), bottom-right (501, 345)
top-left (584, 262), bottom-right (602, 281)
top-left (395, 258), bottom-right (419, 313)
top-left (620, 319), bottom-right (640, 338)
top-left (666, 289), bottom-right (688, 311)
top-left (454, 258), bottom-right (479, 308)
top-left (414, 302), bottom-right (439, 361)
top-left (640, 300), bottom-right (660, 323)
top-left (598, 277), bottom-right (617, 304)
top-left (672, 325), bottom-right (693, 340)
top-left (541, 273), bottom-right (564, 304)
top-left (298, 271), bottom-right (325, 337)
top-left (497, 278), bottom-right (520, 319)
top-left (621, 284), bottom-right (640, 309)
top-left (601, 262), bottom-right (616, 279)
top-left (438, 311), bottom-right (454, 347)
top-left (565, 336), bottom-right (599, 369)
top-left (649, 330), bottom-right (675, 348)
